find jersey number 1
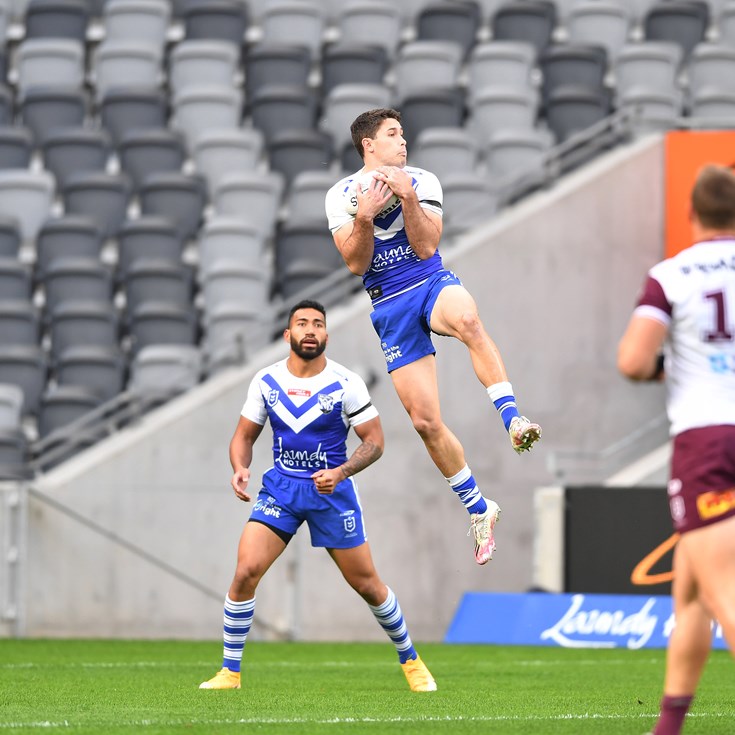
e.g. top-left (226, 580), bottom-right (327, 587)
top-left (703, 289), bottom-right (734, 342)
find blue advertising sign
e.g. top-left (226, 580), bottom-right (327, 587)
top-left (445, 592), bottom-right (727, 650)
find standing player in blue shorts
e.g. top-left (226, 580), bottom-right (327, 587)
top-left (325, 108), bottom-right (541, 565)
top-left (618, 165), bottom-right (735, 735)
top-left (199, 299), bottom-right (436, 693)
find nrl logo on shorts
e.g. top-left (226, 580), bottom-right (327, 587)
top-left (317, 393), bottom-right (334, 414)
top-left (267, 389), bottom-right (279, 407)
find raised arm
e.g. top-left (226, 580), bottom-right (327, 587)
top-left (228, 415), bottom-right (265, 502)
top-left (332, 180), bottom-right (394, 275)
top-left (311, 415), bottom-right (385, 494)
top-left (375, 166), bottom-right (441, 260)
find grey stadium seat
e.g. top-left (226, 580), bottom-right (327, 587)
top-left (24, 0), bottom-right (90, 41)
top-left (335, 2), bottom-right (401, 57)
top-left (467, 42), bottom-right (536, 105)
top-left (0, 216), bottom-right (20, 257)
top-left (55, 344), bottom-right (126, 401)
top-left (128, 344), bottom-right (202, 398)
top-left (0, 299), bottom-right (39, 345)
top-left (103, 0), bottom-right (170, 48)
top-left (0, 258), bottom-right (31, 300)
top-left (321, 44), bottom-right (388, 98)
top-left (41, 127), bottom-right (111, 188)
top-left (38, 385), bottom-right (103, 439)
top-left (0, 344), bottom-right (48, 415)
top-left (467, 85), bottom-right (538, 143)
top-left (36, 216), bottom-right (103, 277)
top-left (126, 301), bottom-right (198, 355)
top-left (244, 43), bottom-right (310, 103)
top-left (123, 257), bottom-right (193, 313)
top-left (0, 169), bottom-right (55, 242)
top-left (644, 0), bottom-right (709, 60)
top-left (93, 40), bottom-right (164, 101)
top-left (394, 41), bottom-right (464, 101)
top-left (0, 383), bottom-right (24, 430)
top-left (116, 216), bottom-right (184, 278)
top-left (203, 302), bottom-right (271, 365)
top-left (172, 85), bottom-right (243, 150)
top-left (613, 42), bottom-right (683, 100)
top-left (267, 129), bottom-right (333, 188)
top-left (411, 127), bottom-right (480, 181)
top-left (416, 1), bottom-right (481, 61)
top-left (619, 88), bottom-right (683, 133)
top-left (169, 39), bottom-right (239, 96)
top-left (689, 89), bottom-right (735, 121)
top-left (491, 0), bottom-right (556, 59)
top-left (118, 128), bottom-right (186, 190)
top-left (399, 87), bottom-right (466, 147)
top-left (545, 85), bottom-right (612, 142)
top-left (139, 172), bottom-right (207, 241)
top-left (687, 43), bottom-right (735, 98)
top-left (19, 86), bottom-right (87, 145)
top-left (286, 170), bottom-right (344, 227)
top-left (62, 172), bottom-right (132, 239)
top-left (99, 86), bottom-right (168, 146)
top-left (199, 258), bottom-right (270, 313)
top-left (15, 38), bottom-right (85, 94)
top-left (183, 0), bottom-right (248, 46)
top-left (49, 299), bottom-right (118, 361)
top-left (441, 171), bottom-right (500, 232)
top-left (259, 0), bottom-right (325, 60)
top-left (198, 217), bottom-right (267, 271)
top-left (41, 257), bottom-right (113, 315)
top-left (192, 127), bottom-right (264, 195)
top-left (212, 170), bottom-right (285, 238)
top-left (0, 127), bottom-right (33, 169)
top-left (248, 84), bottom-right (317, 145)
top-left (566, 0), bottom-right (632, 64)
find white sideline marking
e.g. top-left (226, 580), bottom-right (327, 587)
top-left (0, 713), bottom-right (729, 729)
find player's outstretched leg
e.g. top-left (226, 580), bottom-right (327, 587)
top-left (508, 416), bottom-right (542, 454)
top-left (469, 500), bottom-right (501, 565)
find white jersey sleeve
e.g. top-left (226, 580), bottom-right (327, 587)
top-left (333, 362), bottom-right (379, 427)
top-left (240, 368), bottom-right (268, 425)
top-left (325, 174), bottom-right (356, 234)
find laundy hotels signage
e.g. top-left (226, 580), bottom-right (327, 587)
top-left (445, 592), bottom-right (727, 650)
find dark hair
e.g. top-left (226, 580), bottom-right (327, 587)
top-left (287, 299), bottom-right (326, 327)
top-left (350, 108), bottom-right (402, 160)
top-left (691, 165), bottom-right (735, 230)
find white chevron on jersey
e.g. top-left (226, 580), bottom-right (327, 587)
top-left (241, 358), bottom-right (379, 479)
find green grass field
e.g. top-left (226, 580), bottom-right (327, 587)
top-left (0, 641), bottom-right (733, 734)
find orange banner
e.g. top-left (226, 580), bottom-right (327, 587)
top-left (665, 130), bottom-right (735, 259)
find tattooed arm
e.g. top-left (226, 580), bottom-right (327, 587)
top-left (311, 416), bottom-right (384, 495)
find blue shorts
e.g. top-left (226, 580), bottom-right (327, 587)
top-left (248, 467), bottom-right (367, 549)
top-left (369, 269), bottom-right (462, 372)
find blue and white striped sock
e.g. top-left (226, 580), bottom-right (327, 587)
top-left (222, 595), bottom-right (255, 673)
top-left (368, 587), bottom-right (417, 664)
top-left (488, 381), bottom-right (520, 431)
top-left (446, 464), bottom-right (487, 516)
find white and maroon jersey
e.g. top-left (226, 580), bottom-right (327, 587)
top-left (241, 358), bottom-right (378, 478)
top-left (325, 165), bottom-right (444, 303)
top-left (635, 238), bottom-right (735, 435)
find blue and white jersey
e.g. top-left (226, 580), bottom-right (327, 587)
top-left (241, 358), bottom-right (379, 479)
top-left (325, 165), bottom-right (444, 304)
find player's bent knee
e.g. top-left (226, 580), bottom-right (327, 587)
top-left (409, 413), bottom-right (443, 439)
top-left (232, 562), bottom-right (265, 593)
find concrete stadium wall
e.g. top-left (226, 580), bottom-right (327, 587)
top-left (21, 135), bottom-right (668, 642)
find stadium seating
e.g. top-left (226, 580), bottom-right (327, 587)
top-left (0, 0), bottom-right (726, 473)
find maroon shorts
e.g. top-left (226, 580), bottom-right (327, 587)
top-left (669, 425), bottom-right (735, 534)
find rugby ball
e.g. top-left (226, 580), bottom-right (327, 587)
top-left (344, 171), bottom-right (399, 216)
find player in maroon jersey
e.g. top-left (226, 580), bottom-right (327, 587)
top-left (618, 165), bottom-right (735, 735)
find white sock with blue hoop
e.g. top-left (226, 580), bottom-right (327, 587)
top-left (446, 464), bottom-right (488, 516)
top-left (222, 595), bottom-right (255, 673)
top-left (368, 587), bottom-right (417, 664)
